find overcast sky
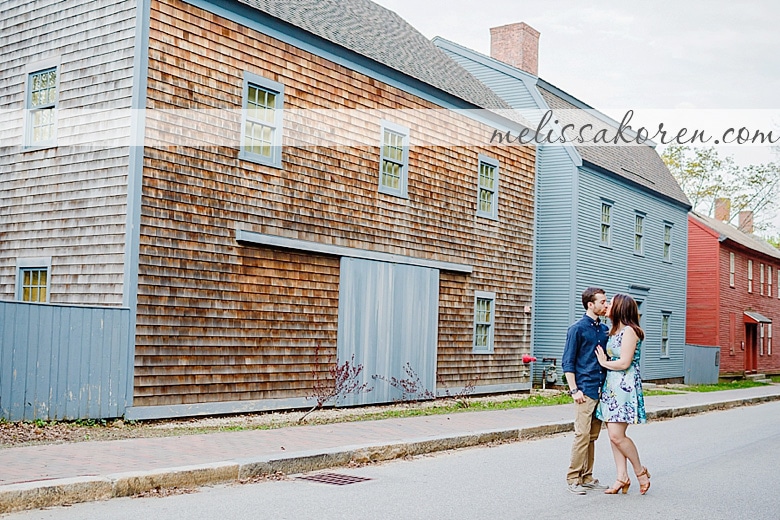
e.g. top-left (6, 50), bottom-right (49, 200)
top-left (373, 0), bottom-right (780, 233)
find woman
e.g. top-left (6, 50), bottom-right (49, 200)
top-left (594, 293), bottom-right (651, 495)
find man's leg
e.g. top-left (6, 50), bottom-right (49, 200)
top-left (566, 397), bottom-right (598, 484)
top-left (581, 409), bottom-right (602, 485)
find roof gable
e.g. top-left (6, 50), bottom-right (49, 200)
top-left (237, 0), bottom-right (512, 110)
top-left (536, 81), bottom-right (691, 209)
top-left (690, 212), bottom-right (780, 261)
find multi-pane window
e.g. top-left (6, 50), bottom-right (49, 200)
top-left (660, 313), bottom-right (670, 358)
top-left (19, 267), bottom-right (48, 302)
top-left (768, 323), bottom-right (773, 355)
top-left (477, 155), bottom-right (499, 219)
top-left (663, 223), bottom-right (672, 261)
top-left (748, 260), bottom-right (753, 293)
top-left (240, 72), bottom-right (284, 167)
top-left (473, 292), bottom-right (495, 353)
top-left (768, 266), bottom-right (773, 297)
top-left (729, 253), bottom-right (735, 287)
top-left (600, 202), bottom-right (612, 246)
top-left (759, 324), bottom-right (765, 356)
top-left (760, 264), bottom-right (765, 295)
top-left (27, 67), bottom-right (58, 146)
top-left (634, 214), bottom-right (644, 255)
top-left (378, 121), bottom-right (409, 197)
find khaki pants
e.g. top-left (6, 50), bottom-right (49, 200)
top-left (566, 395), bottom-right (602, 484)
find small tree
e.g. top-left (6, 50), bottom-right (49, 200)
top-left (299, 346), bottom-right (372, 422)
top-left (372, 363), bottom-right (436, 403)
top-left (662, 145), bottom-right (780, 235)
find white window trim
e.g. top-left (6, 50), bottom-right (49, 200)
top-left (239, 71), bottom-right (284, 168)
top-left (768, 323), bottom-right (773, 355)
top-left (634, 212), bottom-right (645, 256)
top-left (378, 120), bottom-right (410, 198)
top-left (25, 59), bottom-right (61, 149)
top-left (748, 260), bottom-right (753, 293)
top-left (476, 154), bottom-right (499, 220)
top-left (768, 266), bottom-right (773, 297)
top-left (472, 291), bottom-right (496, 354)
top-left (600, 201), bottom-right (613, 247)
top-left (729, 252), bottom-right (735, 287)
top-left (760, 263), bottom-right (765, 296)
top-left (663, 222), bottom-right (673, 262)
top-left (759, 323), bottom-right (765, 356)
top-left (16, 257), bottom-right (52, 303)
top-left (660, 312), bottom-right (671, 359)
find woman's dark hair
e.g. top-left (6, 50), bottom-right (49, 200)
top-left (609, 293), bottom-right (645, 340)
top-left (581, 287), bottom-right (605, 310)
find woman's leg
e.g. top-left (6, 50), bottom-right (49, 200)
top-left (608, 430), bottom-right (629, 481)
top-left (606, 422), bottom-right (647, 485)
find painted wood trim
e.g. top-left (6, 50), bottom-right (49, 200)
top-left (236, 229), bottom-right (473, 273)
top-left (123, 0), bottom-right (152, 407)
top-left (436, 382), bottom-right (532, 398)
top-left (125, 396), bottom-right (311, 421)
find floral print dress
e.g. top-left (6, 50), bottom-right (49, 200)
top-left (595, 326), bottom-right (647, 424)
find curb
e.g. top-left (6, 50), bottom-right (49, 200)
top-left (1, 395), bottom-right (778, 515)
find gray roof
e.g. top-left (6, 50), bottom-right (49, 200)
top-left (691, 212), bottom-right (780, 261)
top-left (238, 0), bottom-right (512, 110)
top-left (536, 81), bottom-right (691, 209)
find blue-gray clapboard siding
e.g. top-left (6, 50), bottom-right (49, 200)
top-left (573, 166), bottom-right (689, 381)
top-left (337, 258), bottom-right (439, 406)
top-left (0, 301), bottom-right (132, 421)
top-left (531, 144), bottom-right (578, 385)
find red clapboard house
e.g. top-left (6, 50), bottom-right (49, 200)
top-left (687, 199), bottom-right (780, 377)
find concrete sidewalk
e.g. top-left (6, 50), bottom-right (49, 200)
top-left (1, 384), bottom-right (778, 514)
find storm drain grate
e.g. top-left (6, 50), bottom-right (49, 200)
top-left (297, 473), bottom-right (372, 486)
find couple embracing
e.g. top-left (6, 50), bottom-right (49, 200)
top-left (563, 287), bottom-right (651, 495)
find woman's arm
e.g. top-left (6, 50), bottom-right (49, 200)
top-left (595, 326), bottom-right (638, 371)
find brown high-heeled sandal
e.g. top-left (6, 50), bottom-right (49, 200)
top-left (604, 478), bottom-right (630, 494)
top-left (637, 466), bottom-right (651, 495)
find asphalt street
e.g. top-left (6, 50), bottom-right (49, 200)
top-left (7, 401), bottom-right (778, 520)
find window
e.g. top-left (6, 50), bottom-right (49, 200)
top-left (17, 258), bottom-right (51, 302)
top-left (663, 223), bottom-right (672, 262)
top-left (634, 213), bottom-right (644, 255)
top-left (240, 72), bottom-right (284, 167)
top-left (476, 155), bottom-right (499, 220)
top-left (760, 264), bottom-right (765, 296)
top-left (768, 323), bottom-right (773, 355)
top-left (600, 202), bottom-right (612, 246)
top-left (729, 312), bottom-right (736, 355)
top-left (759, 323), bottom-right (764, 356)
top-left (748, 260), bottom-right (753, 293)
top-left (378, 120), bottom-right (409, 197)
top-left (473, 292), bottom-right (495, 353)
top-left (768, 266), bottom-right (773, 297)
top-left (27, 67), bottom-right (58, 147)
top-left (729, 253), bottom-right (735, 287)
top-left (660, 313), bottom-right (670, 358)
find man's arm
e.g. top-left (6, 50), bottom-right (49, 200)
top-left (561, 327), bottom-right (585, 403)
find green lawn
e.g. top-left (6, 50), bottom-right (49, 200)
top-left (683, 380), bottom-right (769, 392)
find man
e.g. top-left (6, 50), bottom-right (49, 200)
top-left (562, 286), bottom-right (609, 494)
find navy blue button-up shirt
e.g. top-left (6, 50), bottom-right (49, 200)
top-left (561, 314), bottom-right (609, 400)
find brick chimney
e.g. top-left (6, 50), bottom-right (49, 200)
top-left (738, 210), bottom-right (754, 234)
top-left (714, 198), bottom-right (730, 222)
top-left (490, 22), bottom-right (540, 76)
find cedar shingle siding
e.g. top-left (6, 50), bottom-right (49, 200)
top-left (133, 0), bottom-right (536, 408)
